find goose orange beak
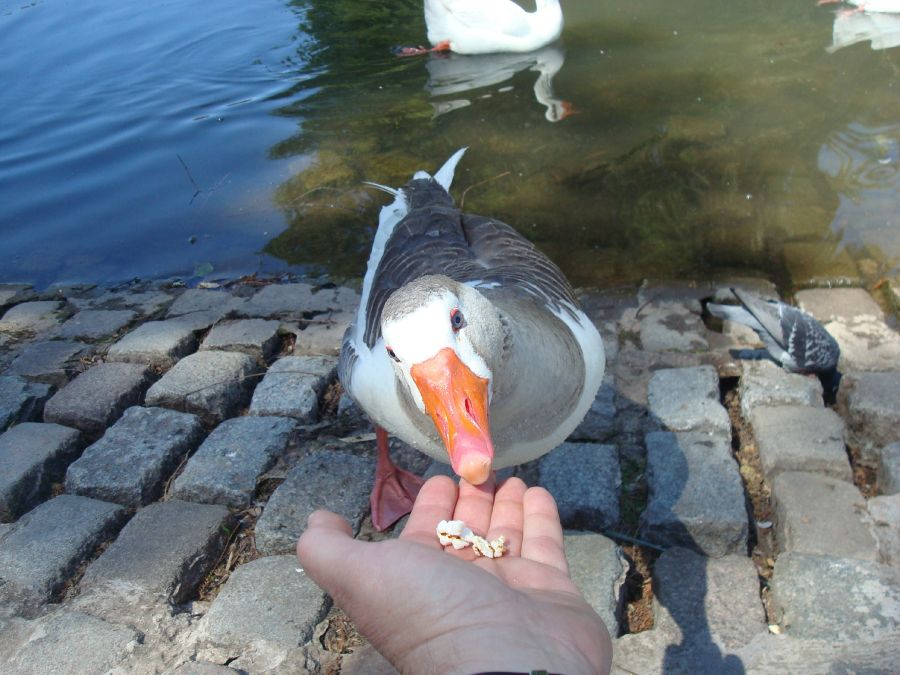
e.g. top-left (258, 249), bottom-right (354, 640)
top-left (410, 347), bottom-right (494, 485)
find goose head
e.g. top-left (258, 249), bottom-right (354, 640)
top-left (381, 274), bottom-right (505, 485)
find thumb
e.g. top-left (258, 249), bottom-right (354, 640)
top-left (296, 510), bottom-right (359, 594)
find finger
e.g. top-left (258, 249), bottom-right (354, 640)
top-left (486, 476), bottom-right (527, 557)
top-left (399, 475), bottom-right (458, 548)
top-left (451, 472), bottom-right (496, 537)
top-left (520, 487), bottom-right (569, 574)
top-left (296, 510), bottom-right (360, 592)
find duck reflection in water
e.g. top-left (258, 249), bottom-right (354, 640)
top-left (425, 46), bottom-right (574, 122)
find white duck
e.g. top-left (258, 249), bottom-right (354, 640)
top-left (424, 0), bottom-right (564, 54)
top-left (340, 148), bottom-right (605, 529)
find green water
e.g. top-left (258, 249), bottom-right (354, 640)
top-left (268, 0), bottom-right (899, 290)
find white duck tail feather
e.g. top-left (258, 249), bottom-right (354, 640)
top-left (433, 146), bottom-right (468, 190)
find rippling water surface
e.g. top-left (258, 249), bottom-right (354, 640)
top-left (1, 0), bottom-right (898, 290)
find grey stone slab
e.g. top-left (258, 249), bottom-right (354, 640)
top-left (0, 375), bottom-right (53, 432)
top-left (66, 406), bottom-right (204, 507)
top-left (795, 287), bottom-right (885, 323)
top-left (867, 494), bottom-right (900, 567)
top-left (750, 405), bottom-right (851, 482)
top-left (145, 350), bottom-right (259, 423)
top-left (171, 662), bottom-right (242, 675)
top-left (0, 495), bottom-right (125, 616)
top-left (341, 643), bottom-right (398, 675)
top-left (205, 555), bottom-right (329, 647)
top-left (647, 366), bottom-right (730, 437)
top-left (0, 284), bottom-right (36, 310)
top-left (0, 422), bottom-right (81, 522)
top-left (248, 355), bottom-right (336, 422)
top-left (53, 309), bottom-right (136, 341)
top-left (255, 451), bottom-right (375, 555)
top-left (1, 610), bottom-right (142, 674)
top-left (82, 499), bottom-right (232, 603)
top-left (638, 301), bottom-right (709, 352)
top-left (879, 441), bottom-right (900, 495)
top-left (641, 431), bottom-right (749, 557)
top-left (0, 300), bottom-right (66, 334)
top-left (653, 547), bottom-right (766, 651)
top-left (7, 340), bottom-right (92, 387)
top-left (106, 318), bottom-right (199, 368)
top-left (170, 416), bottom-right (297, 509)
top-left (166, 288), bottom-right (246, 318)
top-left (239, 283), bottom-right (360, 319)
top-left (200, 319), bottom-right (282, 361)
top-left (738, 360), bottom-right (823, 420)
top-left (828, 316), bottom-right (900, 373)
top-left (296, 311), bottom-right (353, 356)
top-left (837, 372), bottom-right (900, 467)
top-left (772, 471), bottom-right (876, 561)
top-left (771, 552), bottom-right (900, 641)
top-left (539, 442), bottom-right (621, 530)
top-left (569, 377), bottom-right (617, 442)
top-left (564, 531), bottom-right (627, 636)
top-left (43, 362), bottom-right (153, 435)
top-left (735, 632), bottom-right (900, 674)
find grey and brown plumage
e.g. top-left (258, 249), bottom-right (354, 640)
top-left (708, 287), bottom-right (842, 399)
top-left (340, 148), bottom-right (605, 529)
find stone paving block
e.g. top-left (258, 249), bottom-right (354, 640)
top-left (0, 300), bottom-right (66, 334)
top-left (879, 441), bottom-right (900, 495)
top-left (106, 318), bottom-right (199, 368)
top-left (564, 531), bottom-right (627, 636)
top-left (166, 288), bottom-right (246, 318)
top-left (867, 494), bottom-right (900, 567)
top-left (638, 301), bottom-right (709, 352)
top-left (772, 471), bottom-right (876, 561)
top-left (82, 499), bottom-right (232, 603)
top-left (295, 311), bottom-right (353, 356)
top-left (7, 340), bottom-right (92, 387)
top-left (612, 345), bottom-right (704, 408)
top-left (170, 416), bottom-right (297, 508)
top-left (0, 284), bottom-right (36, 310)
top-left (738, 360), bottom-right (823, 419)
top-left (255, 451), bottom-right (375, 555)
top-left (340, 643), bottom-right (398, 675)
top-left (0, 422), bottom-right (81, 522)
top-left (837, 372), bottom-right (900, 467)
top-left (734, 632), bottom-right (900, 674)
top-left (539, 442), bottom-right (621, 530)
top-left (0, 375), bottom-right (53, 431)
top-left (647, 366), bottom-right (730, 437)
top-left (172, 662), bottom-right (242, 675)
top-left (43, 362), bottom-right (153, 435)
top-left (750, 405), bottom-right (851, 482)
top-left (205, 555), bottom-right (329, 647)
top-left (145, 350), bottom-right (259, 423)
top-left (653, 547), bottom-right (766, 651)
top-left (238, 283), bottom-right (359, 319)
top-left (569, 377), bottom-right (617, 442)
top-left (828, 316), bottom-right (900, 372)
top-left (795, 287), bottom-right (884, 323)
top-left (66, 406), bottom-right (204, 507)
top-left (0, 495), bottom-right (125, 616)
top-left (53, 309), bottom-right (136, 341)
top-left (1, 610), bottom-right (142, 674)
top-left (771, 552), bottom-right (900, 641)
top-left (641, 431), bottom-right (748, 557)
top-left (248, 355), bottom-right (336, 422)
top-left (200, 318), bottom-right (282, 361)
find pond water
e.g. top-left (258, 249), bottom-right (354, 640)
top-left (1, 0), bottom-right (898, 291)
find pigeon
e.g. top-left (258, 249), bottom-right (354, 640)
top-left (708, 287), bottom-right (842, 400)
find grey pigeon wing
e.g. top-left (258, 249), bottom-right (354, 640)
top-left (779, 306), bottom-right (840, 373)
top-left (731, 288), bottom-right (788, 350)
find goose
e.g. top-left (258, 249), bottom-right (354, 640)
top-left (340, 148), bottom-right (605, 529)
top-left (397, 0), bottom-right (563, 55)
top-left (707, 288), bottom-right (842, 400)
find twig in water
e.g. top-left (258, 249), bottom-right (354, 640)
top-left (177, 154), bottom-right (202, 203)
top-left (459, 171), bottom-right (511, 210)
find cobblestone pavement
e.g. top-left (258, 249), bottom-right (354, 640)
top-left (1, 279), bottom-right (898, 673)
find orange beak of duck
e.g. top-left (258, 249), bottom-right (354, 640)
top-left (410, 347), bottom-right (494, 485)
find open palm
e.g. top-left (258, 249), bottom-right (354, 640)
top-left (297, 475), bottom-right (612, 675)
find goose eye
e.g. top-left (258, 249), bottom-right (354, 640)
top-left (386, 346), bottom-right (400, 363)
top-left (450, 308), bottom-right (466, 332)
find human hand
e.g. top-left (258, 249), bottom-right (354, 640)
top-left (296, 475), bottom-right (612, 675)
